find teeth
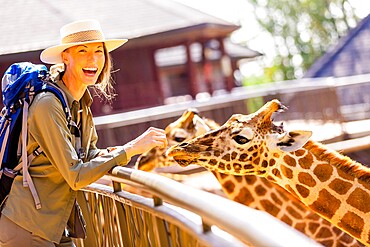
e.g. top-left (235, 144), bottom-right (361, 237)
top-left (83, 68), bottom-right (97, 71)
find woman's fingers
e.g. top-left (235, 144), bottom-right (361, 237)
top-left (147, 127), bottom-right (165, 136)
top-left (146, 127), bottom-right (167, 148)
top-left (123, 127), bottom-right (167, 159)
top-left (152, 135), bottom-right (167, 149)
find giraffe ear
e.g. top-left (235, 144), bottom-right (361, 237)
top-left (277, 130), bottom-right (312, 152)
top-left (193, 115), bottom-right (211, 136)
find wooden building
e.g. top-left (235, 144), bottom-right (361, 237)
top-left (0, 0), bottom-right (260, 115)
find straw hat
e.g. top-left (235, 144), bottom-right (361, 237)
top-left (40, 19), bottom-right (128, 64)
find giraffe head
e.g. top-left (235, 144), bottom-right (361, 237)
top-left (167, 99), bottom-right (312, 176)
top-left (135, 109), bottom-right (218, 171)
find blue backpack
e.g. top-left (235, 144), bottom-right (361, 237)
top-left (0, 62), bottom-right (75, 209)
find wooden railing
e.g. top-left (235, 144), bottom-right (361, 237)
top-left (74, 167), bottom-right (321, 247)
top-left (81, 74), bottom-right (370, 246)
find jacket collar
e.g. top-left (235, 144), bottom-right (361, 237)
top-left (54, 76), bottom-right (93, 108)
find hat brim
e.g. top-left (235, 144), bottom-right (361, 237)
top-left (40, 39), bottom-right (128, 64)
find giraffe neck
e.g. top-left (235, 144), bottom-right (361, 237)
top-left (266, 140), bottom-right (370, 245)
top-left (212, 171), bottom-right (363, 247)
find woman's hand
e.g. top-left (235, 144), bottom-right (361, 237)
top-left (123, 127), bottom-right (167, 160)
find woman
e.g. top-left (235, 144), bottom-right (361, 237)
top-left (0, 19), bottom-right (167, 246)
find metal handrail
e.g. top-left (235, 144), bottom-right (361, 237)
top-left (90, 166), bottom-right (321, 247)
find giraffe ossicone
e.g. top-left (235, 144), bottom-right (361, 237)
top-left (167, 100), bottom-right (370, 246)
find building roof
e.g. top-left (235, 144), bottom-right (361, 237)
top-left (304, 14), bottom-right (370, 78)
top-left (0, 0), bottom-right (238, 55)
top-left (155, 39), bottom-right (262, 67)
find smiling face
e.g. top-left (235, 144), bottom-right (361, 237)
top-left (62, 42), bottom-right (106, 87)
top-left (167, 100), bottom-right (312, 176)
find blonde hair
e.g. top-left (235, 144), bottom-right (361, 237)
top-left (92, 45), bottom-right (116, 102)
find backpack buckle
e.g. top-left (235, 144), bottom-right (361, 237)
top-left (33, 148), bottom-right (41, 156)
top-left (2, 168), bottom-right (18, 178)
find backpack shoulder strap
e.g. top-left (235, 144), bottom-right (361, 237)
top-left (40, 82), bottom-right (82, 155)
top-left (21, 81), bottom-right (80, 209)
top-left (40, 82), bottom-right (72, 124)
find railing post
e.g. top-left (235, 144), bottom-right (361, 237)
top-left (153, 196), bottom-right (163, 206)
top-left (113, 181), bottom-right (121, 192)
top-left (202, 220), bottom-right (212, 233)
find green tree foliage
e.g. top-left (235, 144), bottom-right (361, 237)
top-left (247, 0), bottom-right (360, 81)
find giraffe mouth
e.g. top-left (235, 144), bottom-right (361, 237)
top-left (166, 145), bottom-right (199, 167)
top-left (270, 102), bottom-right (287, 134)
top-left (170, 153), bottom-right (198, 167)
top-left (172, 156), bottom-right (196, 167)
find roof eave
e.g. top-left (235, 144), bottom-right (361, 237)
top-left (123, 23), bottom-right (240, 49)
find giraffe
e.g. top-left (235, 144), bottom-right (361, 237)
top-left (135, 108), bottom-right (217, 174)
top-left (167, 99), bottom-right (370, 246)
top-left (137, 109), bottom-right (363, 247)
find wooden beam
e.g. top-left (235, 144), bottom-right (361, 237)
top-left (185, 42), bottom-right (197, 98)
top-left (327, 135), bottom-right (370, 154)
top-left (201, 41), bottom-right (213, 94)
top-left (218, 38), bottom-right (234, 91)
top-left (150, 47), bottom-right (164, 104)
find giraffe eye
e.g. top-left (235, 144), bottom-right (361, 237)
top-left (233, 135), bottom-right (250, 144)
top-left (174, 137), bottom-right (186, 143)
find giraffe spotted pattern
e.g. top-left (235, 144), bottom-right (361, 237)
top-left (137, 108), bottom-right (364, 247)
top-left (168, 100), bottom-right (370, 246)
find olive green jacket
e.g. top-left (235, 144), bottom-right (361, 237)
top-left (2, 79), bottom-right (128, 243)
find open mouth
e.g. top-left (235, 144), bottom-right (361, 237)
top-left (271, 111), bottom-right (286, 134)
top-left (82, 67), bottom-right (98, 76)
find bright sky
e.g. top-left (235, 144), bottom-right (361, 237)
top-left (173, 0), bottom-right (370, 77)
top-left (174, 0), bottom-right (259, 41)
top-left (174, 0), bottom-right (370, 38)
